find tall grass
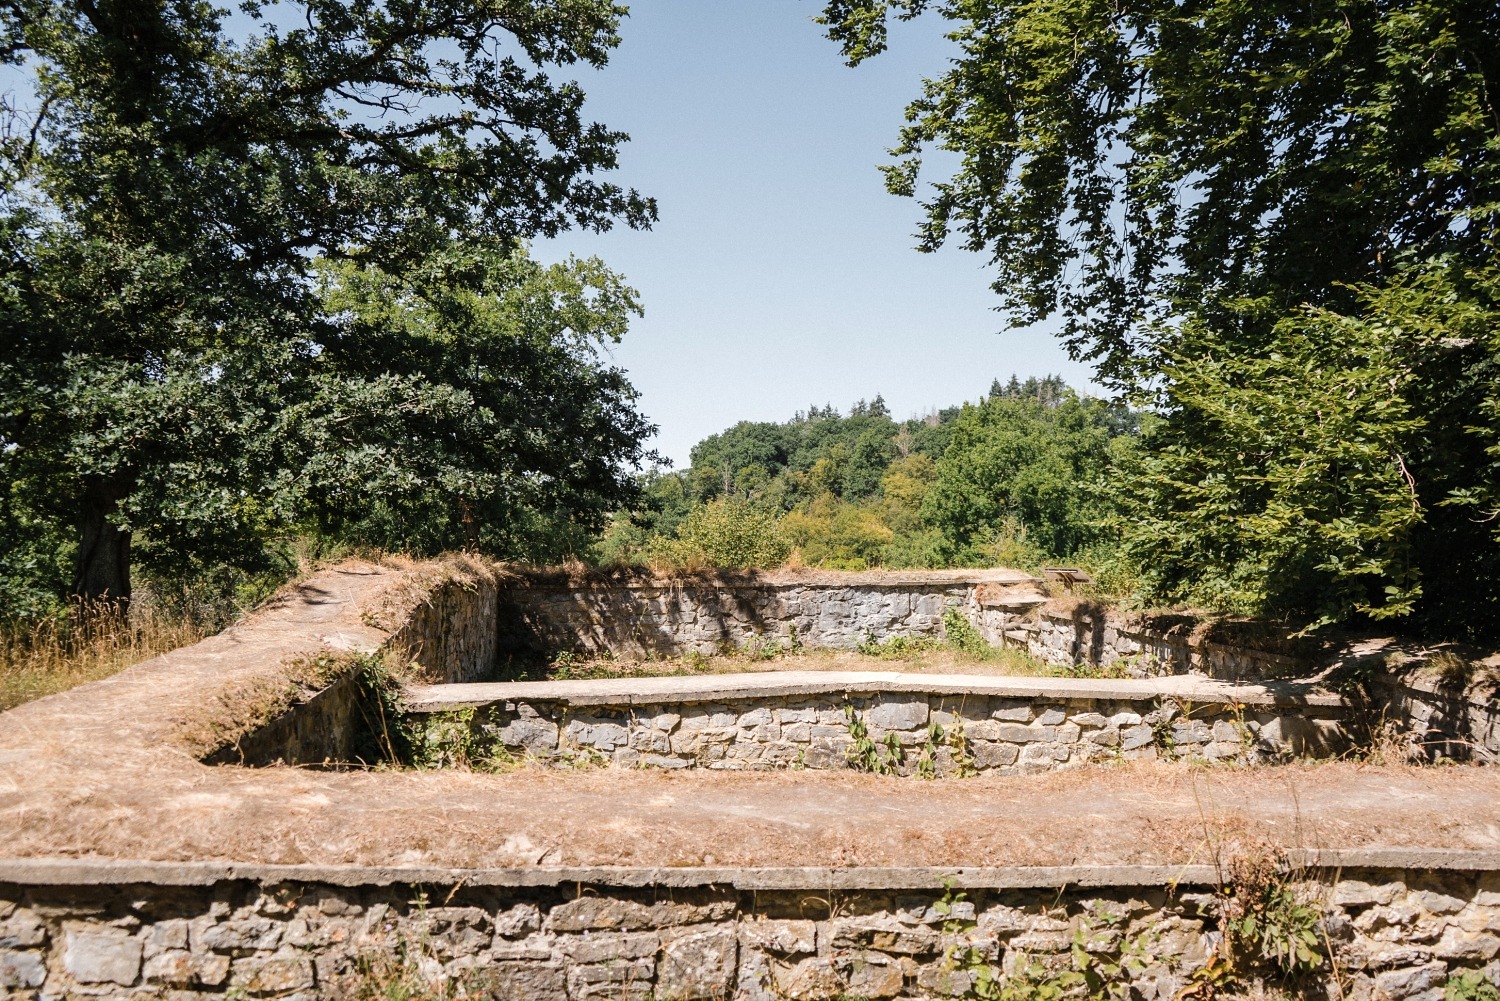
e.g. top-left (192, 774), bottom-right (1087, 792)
top-left (0, 602), bottom-right (206, 711)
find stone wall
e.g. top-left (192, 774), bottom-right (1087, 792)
top-left (1377, 675), bottom-right (1500, 764)
top-left (3, 868), bottom-right (1498, 1000)
top-left (417, 688), bottom-right (1351, 776)
top-left (492, 569), bottom-right (1043, 660)
top-left (988, 604), bottom-right (1314, 682)
top-left (386, 570), bottom-right (500, 685)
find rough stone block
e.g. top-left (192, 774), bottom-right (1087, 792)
top-left (1087, 727), bottom-right (1120, 747)
top-left (558, 931), bottom-right (659, 965)
top-left (496, 716), bottom-right (560, 755)
top-left (1433, 927), bottom-right (1500, 961)
top-left (771, 956), bottom-right (842, 1000)
top-left (992, 701), bottom-right (1033, 722)
top-left (916, 962), bottom-right (973, 996)
top-left (1052, 722), bottom-right (1081, 743)
top-left (0, 949), bottom-right (46, 989)
top-left (495, 906), bottom-right (543, 942)
top-left (658, 926), bottom-right (736, 999)
top-left (1070, 713), bottom-right (1108, 728)
top-left (971, 741), bottom-right (1019, 768)
top-left (1035, 708), bottom-right (1067, 726)
top-left (777, 708), bottom-right (817, 724)
top-left (63, 926), bottom-right (143, 985)
top-left (846, 956), bottom-right (906, 998)
top-left (739, 920), bottom-right (816, 956)
top-left (0, 909), bottom-right (45, 949)
top-left (868, 699), bottom-right (929, 731)
top-left (1334, 881), bottom-right (1401, 908)
top-left (490, 961), bottom-right (567, 1001)
top-left (195, 917), bottom-right (282, 953)
top-left (995, 723), bottom-right (1051, 743)
top-left (1120, 725), bottom-right (1155, 751)
top-left (144, 950), bottom-right (230, 987)
top-left (230, 955), bottom-right (316, 994)
top-left (1373, 961), bottom-right (1446, 999)
top-left (490, 935), bottom-right (554, 961)
top-left (829, 916), bottom-right (940, 955)
top-left (1212, 720), bottom-right (1244, 744)
top-left (1409, 889), bottom-right (1468, 915)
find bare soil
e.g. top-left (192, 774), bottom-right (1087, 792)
top-left (1, 562), bottom-right (1496, 872)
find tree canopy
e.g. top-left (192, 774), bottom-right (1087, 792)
top-left (1, 0), bottom-right (657, 610)
top-left (821, 0), bottom-right (1500, 635)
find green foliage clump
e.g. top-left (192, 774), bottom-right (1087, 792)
top-left (643, 498), bottom-right (792, 570)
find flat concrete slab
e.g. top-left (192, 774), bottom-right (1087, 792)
top-left (404, 671), bottom-right (1346, 711)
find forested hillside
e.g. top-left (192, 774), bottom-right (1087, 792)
top-left (597, 376), bottom-right (1141, 591)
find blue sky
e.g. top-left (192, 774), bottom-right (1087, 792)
top-left (536, 1), bottom-right (1096, 467)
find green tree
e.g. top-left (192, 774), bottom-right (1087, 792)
top-left (823, 0), bottom-right (1500, 632)
top-left (1, 0), bottom-right (655, 607)
top-left (922, 393), bottom-right (1115, 563)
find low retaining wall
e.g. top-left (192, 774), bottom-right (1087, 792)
top-left (404, 674), bottom-right (1350, 776)
top-left (492, 569), bottom-right (1044, 660)
top-left (2, 859), bottom-right (1497, 1000)
top-left (1378, 674), bottom-right (1500, 764)
top-left (989, 604), bottom-right (1315, 682)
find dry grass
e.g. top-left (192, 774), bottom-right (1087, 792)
top-left (532, 642), bottom-right (1079, 682)
top-left (0, 603), bottom-right (206, 712)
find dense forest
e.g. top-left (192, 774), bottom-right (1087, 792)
top-left (596, 376), bottom-right (1141, 591)
top-left (1, 0), bottom-right (1498, 645)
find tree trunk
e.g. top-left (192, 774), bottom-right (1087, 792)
top-left (72, 484), bottom-right (131, 610)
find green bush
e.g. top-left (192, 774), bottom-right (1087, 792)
top-left (645, 499), bottom-right (791, 569)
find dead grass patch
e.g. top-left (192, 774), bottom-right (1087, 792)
top-left (0, 604), bottom-right (206, 711)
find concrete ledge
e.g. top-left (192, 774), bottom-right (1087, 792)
top-left (2, 852), bottom-right (1497, 891)
top-left (404, 670), bottom-right (1346, 712)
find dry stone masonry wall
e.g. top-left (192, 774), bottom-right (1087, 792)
top-left (492, 570), bottom-right (1040, 660)
top-left (3, 870), bottom-right (1499, 1000)
top-left (419, 689), bottom-right (1351, 776)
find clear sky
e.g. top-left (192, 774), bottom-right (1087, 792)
top-left (535, 1), bottom-right (1096, 467)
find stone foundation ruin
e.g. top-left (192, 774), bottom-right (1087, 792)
top-left (0, 558), bottom-right (1496, 999)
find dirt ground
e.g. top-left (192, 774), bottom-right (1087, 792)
top-left (1, 562), bottom-right (1497, 871)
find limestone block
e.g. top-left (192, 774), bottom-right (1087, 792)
top-left (422, 907), bottom-right (492, 958)
top-left (846, 955), bottom-right (906, 998)
top-left (144, 949), bottom-right (230, 987)
top-left (1433, 927), bottom-right (1500, 961)
top-left (1335, 881), bottom-right (1402, 908)
top-left (488, 961), bottom-right (567, 1001)
top-left (1018, 743), bottom-right (1069, 766)
top-left (777, 708), bottom-right (817, 724)
top-left (1372, 961), bottom-right (1446, 999)
top-left (1108, 711), bottom-right (1143, 726)
top-left (195, 917), bottom-right (282, 953)
top-left (550, 898), bottom-right (657, 933)
top-left (771, 957), bottom-right (843, 1000)
top-left (994, 723), bottom-right (1051, 743)
top-left (992, 701), bottom-right (1033, 722)
top-left (0, 909), bottom-right (44, 950)
top-left (1035, 708), bottom-right (1067, 726)
top-left (629, 729), bottom-right (671, 753)
top-left (1120, 725), bottom-right (1155, 751)
top-left (229, 955), bottom-right (315, 994)
top-left (557, 931), bottom-right (659, 965)
top-left (1172, 720), bottom-right (1212, 745)
top-left (566, 957), bottom-right (654, 996)
top-left (1052, 722), bottom-right (1081, 744)
top-left (739, 920), bottom-right (816, 956)
top-left (658, 926), bottom-right (736, 999)
top-left (1087, 727), bottom-right (1120, 747)
top-left (144, 919), bottom-right (188, 955)
top-left (490, 935), bottom-right (554, 961)
top-left (867, 698), bottom-right (929, 731)
top-left (971, 742), bottom-right (1018, 768)
top-left (63, 925), bottom-right (143, 985)
top-left (1409, 890), bottom-right (1468, 915)
top-left (0, 950), bottom-right (46, 989)
top-left (829, 916), bottom-right (940, 955)
top-left (1212, 720), bottom-right (1244, 744)
top-left (1070, 713), bottom-right (1108, 728)
top-left (781, 723), bottom-right (811, 743)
